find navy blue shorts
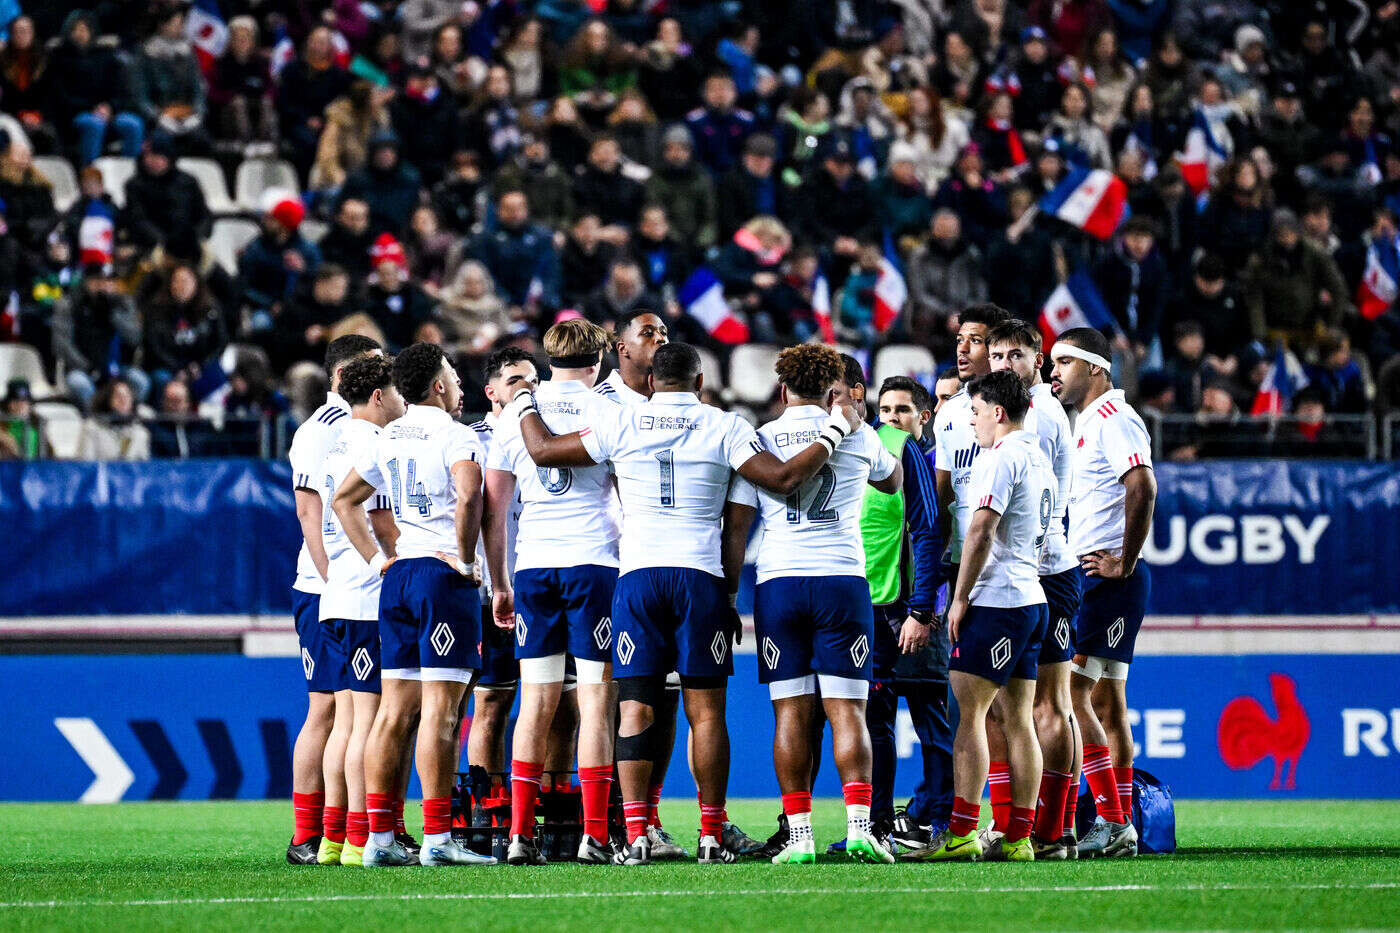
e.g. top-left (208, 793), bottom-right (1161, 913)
top-left (1076, 562), bottom-right (1152, 664)
top-left (378, 557), bottom-right (481, 678)
top-left (513, 565), bottom-right (617, 663)
top-left (611, 567), bottom-right (731, 680)
top-left (950, 604), bottom-right (1048, 686)
top-left (477, 603), bottom-right (519, 688)
top-left (1039, 568), bottom-right (1083, 665)
top-left (293, 589), bottom-right (341, 693)
top-left (324, 617), bottom-right (381, 693)
top-left (754, 576), bottom-right (873, 684)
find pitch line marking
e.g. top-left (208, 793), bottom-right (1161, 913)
top-left (3, 882), bottom-right (1399, 910)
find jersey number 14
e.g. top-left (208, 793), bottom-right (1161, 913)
top-left (386, 458), bottom-right (431, 519)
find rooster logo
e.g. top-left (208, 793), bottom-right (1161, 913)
top-left (1216, 673), bottom-right (1310, 790)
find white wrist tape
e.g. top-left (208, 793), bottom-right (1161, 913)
top-left (1050, 341), bottom-right (1113, 373)
top-left (504, 390), bottom-right (538, 419)
top-left (368, 552), bottom-right (388, 575)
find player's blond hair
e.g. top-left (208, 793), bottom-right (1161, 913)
top-left (543, 318), bottom-right (612, 360)
top-left (775, 343), bottom-right (845, 400)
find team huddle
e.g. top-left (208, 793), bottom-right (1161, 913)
top-left (280, 301), bottom-right (1156, 868)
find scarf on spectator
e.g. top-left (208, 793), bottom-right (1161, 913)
top-left (985, 117), bottom-right (1026, 165)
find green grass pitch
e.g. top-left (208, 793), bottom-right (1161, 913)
top-left (4, 799), bottom-right (1399, 931)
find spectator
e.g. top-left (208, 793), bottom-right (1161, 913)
top-left (545, 94), bottom-right (594, 172)
top-left (1, 379), bottom-right (39, 458)
top-left (931, 142), bottom-right (1007, 248)
top-left (685, 72), bottom-right (754, 175)
top-left (143, 261), bottom-right (229, 386)
top-left (632, 203), bottom-right (692, 294)
top-left (434, 150), bottom-right (488, 236)
top-left (17, 228), bottom-right (75, 362)
top-left (129, 3), bottom-right (209, 156)
top-left (438, 259), bottom-right (511, 354)
top-left (122, 131), bottom-right (211, 253)
top-left (1301, 137), bottom-right (1376, 243)
top-left (499, 18), bottom-right (551, 104)
top-left (318, 197), bottom-right (376, 280)
top-left (1094, 216), bottom-right (1168, 363)
top-left (907, 208), bottom-right (988, 354)
top-left (80, 376), bottom-right (150, 460)
top-left (1256, 79), bottom-right (1319, 207)
top-left (0, 139), bottom-right (57, 256)
top-left (278, 27), bottom-right (353, 178)
top-left (1084, 27), bottom-right (1137, 134)
top-left (490, 135), bottom-right (575, 233)
top-left (239, 194), bottom-right (320, 321)
top-left (1244, 209), bottom-right (1353, 350)
top-left (1008, 27), bottom-right (1062, 133)
top-left (1162, 319), bottom-right (1212, 413)
top-left (1307, 328), bottom-right (1368, 414)
top-left (835, 240), bottom-right (893, 349)
top-left (608, 88), bottom-right (660, 169)
top-left (985, 185), bottom-right (1058, 321)
top-left (310, 80), bottom-right (392, 195)
top-left (792, 137), bottom-right (878, 278)
top-left (363, 233), bottom-right (434, 351)
top-left (560, 212), bottom-right (618, 305)
top-left (716, 132), bottom-right (783, 243)
top-left (1301, 195), bottom-right (1342, 262)
top-left (638, 18), bottom-right (703, 123)
top-left (776, 85), bottom-right (834, 188)
top-left (222, 346), bottom-right (290, 424)
top-left (835, 77), bottom-right (896, 177)
top-left (1340, 96), bottom-right (1392, 186)
top-left (52, 262), bottom-right (144, 408)
top-left (1199, 157), bottom-right (1273, 274)
top-left (459, 64), bottom-right (519, 174)
top-left (582, 257), bottom-right (660, 329)
top-left (427, 22), bottom-right (473, 102)
top-left (1277, 386), bottom-right (1353, 457)
top-left (1167, 252), bottom-right (1251, 374)
top-left (1217, 24), bottom-right (1272, 120)
top-left (404, 205), bottom-right (453, 293)
top-left (0, 17), bottom-right (52, 152)
top-left (1141, 30), bottom-right (1196, 124)
top-left (896, 86), bottom-right (969, 192)
top-left (1044, 81), bottom-right (1112, 169)
top-left (973, 91), bottom-right (1031, 179)
top-left (571, 134), bottom-right (645, 233)
top-left (340, 130), bottom-right (423, 236)
top-left (645, 124), bottom-right (718, 253)
top-left (712, 215), bottom-right (793, 343)
top-left (45, 10), bottom-right (143, 165)
top-left (559, 18), bottom-right (637, 123)
top-left (208, 16), bottom-right (276, 146)
top-left (272, 263), bottom-right (358, 372)
top-left (932, 30), bottom-right (983, 119)
top-left (876, 141), bottom-right (934, 249)
top-left (1107, 0), bottom-right (1171, 65)
top-left (466, 188), bottom-right (562, 314)
top-left (1028, 0), bottom-right (1110, 60)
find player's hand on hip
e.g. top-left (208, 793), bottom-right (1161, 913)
top-left (375, 555), bottom-right (397, 577)
top-left (433, 551), bottom-right (482, 585)
top-left (947, 596), bottom-right (969, 643)
top-left (1080, 550), bottom-right (1127, 579)
top-left (899, 616), bottom-right (930, 654)
top-left (493, 589), bottom-right (515, 630)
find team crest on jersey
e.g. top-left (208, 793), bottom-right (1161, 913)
top-left (617, 632), bottom-right (635, 665)
top-left (515, 614), bottom-right (527, 647)
top-left (710, 631), bottom-right (727, 665)
top-left (1054, 618), bottom-right (1071, 650)
top-left (850, 634), bottom-right (869, 668)
top-left (430, 623), bottom-right (455, 657)
top-left (593, 617), bottom-right (612, 650)
top-left (1107, 617), bottom-right (1125, 648)
top-left (990, 636), bottom-right (1012, 669)
top-left (352, 648), bottom-right (374, 681)
top-left (762, 637), bottom-right (780, 670)
top-left (301, 648), bottom-right (314, 680)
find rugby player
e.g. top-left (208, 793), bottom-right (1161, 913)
top-left (485, 320), bottom-right (622, 866)
top-left (313, 355), bottom-right (405, 866)
top-left (333, 343), bottom-right (496, 867)
top-left (729, 346), bottom-right (903, 864)
top-left (1050, 328), bottom-right (1156, 859)
top-left (987, 321), bottom-right (1082, 859)
top-left (507, 342), bottom-right (864, 864)
top-left (285, 334), bottom-right (382, 865)
top-left (917, 370), bottom-right (1054, 862)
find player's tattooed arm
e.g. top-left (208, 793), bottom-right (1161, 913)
top-left (736, 401), bottom-right (864, 495)
top-left (948, 505), bottom-right (1001, 642)
top-left (332, 470), bottom-right (380, 566)
top-left (450, 459), bottom-right (485, 584)
top-left (294, 488), bottom-right (331, 580)
top-left (483, 468), bottom-right (516, 630)
top-left (1083, 465), bottom-right (1157, 579)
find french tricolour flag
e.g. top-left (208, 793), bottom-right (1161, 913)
top-left (1356, 235), bottom-right (1399, 321)
top-left (1251, 347), bottom-right (1309, 416)
top-left (1039, 166), bottom-right (1128, 241)
top-left (678, 268), bottom-right (750, 345)
top-left (811, 271), bottom-right (834, 343)
top-left (873, 257), bottom-right (907, 333)
top-left (186, 0), bottom-right (228, 75)
top-left (78, 201), bottom-right (115, 266)
top-left (1038, 269), bottom-right (1115, 348)
top-left (1175, 107), bottom-right (1230, 197)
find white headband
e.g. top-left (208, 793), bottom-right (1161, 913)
top-left (1051, 341), bottom-right (1112, 373)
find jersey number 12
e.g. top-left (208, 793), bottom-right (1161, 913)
top-left (786, 465), bottom-right (838, 524)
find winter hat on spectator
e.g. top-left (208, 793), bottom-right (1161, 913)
top-left (1272, 208), bottom-right (1301, 234)
top-left (261, 188), bottom-right (305, 231)
top-left (888, 140), bottom-right (919, 167)
top-left (662, 124), bottom-right (693, 150)
top-left (146, 130), bottom-right (176, 160)
top-left (745, 133), bottom-right (777, 159)
top-left (1234, 25), bottom-right (1266, 53)
top-left (370, 233), bottom-right (407, 270)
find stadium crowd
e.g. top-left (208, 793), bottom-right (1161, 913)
top-left (1, 0), bottom-right (1400, 461)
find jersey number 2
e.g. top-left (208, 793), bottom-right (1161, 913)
top-left (387, 458), bottom-right (430, 518)
top-left (786, 465), bottom-right (837, 524)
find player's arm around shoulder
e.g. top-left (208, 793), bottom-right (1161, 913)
top-left (507, 386), bottom-right (604, 468)
top-left (736, 400), bottom-right (863, 495)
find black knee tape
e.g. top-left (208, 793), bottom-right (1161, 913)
top-left (615, 726), bottom-right (653, 762)
top-left (679, 674), bottom-right (726, 690)
top-left (616, 674), bottom-right (667, 706)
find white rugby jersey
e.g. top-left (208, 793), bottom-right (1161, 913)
top-left (355, 404), bottom-right (485, 561)
top-left (731, 408), bottom-right (898, 584)
top-left (579, 391), bottom-right (764, 576)
top-left (487, 381), bottom-right (621, 571)
top-left (471, 414), bottom-right (523, 598)
top-left (594, 369), bottom-right (648, 406)
top-left (932, 386), bottom-right (981, 562)
top-left (319, 418), bottom-right (392, 621)
top-left (1067, 389), bottom-right (1153, 558)
top-left (1026, 383), bottom-right (1077, 575)
top-left (966, 430), bottom-right (1054, 608)
top-left (288, 391), bottom-right (351, 594)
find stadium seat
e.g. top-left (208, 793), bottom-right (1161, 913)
top-left (177, 158), bottom-right (238, 215)
top-left (34, 156), bottom-right (80, 212)
top-left (93, 156), bottom-right (135, 208)
top-left (209, 218), bottom-right (260, 274)
top-left (0, 344), bottom-right (56, 398)
top-left (873, 344), bottom-right (937, 388)
top-left (33, 400), bottom-right (84, 459)
top-left (728, 344), bottom-right (780, 404)
top-left (695, 346), bottom-right (723, 394)
top-left (235, 158), bottom-right (299, 213)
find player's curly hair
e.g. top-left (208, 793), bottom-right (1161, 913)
top-left (775, 344), bottom-right (845, 400)
top-left (338, 354), bottom-right (394, 407)
top-left (393, 342), bottom-right (447, 403)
